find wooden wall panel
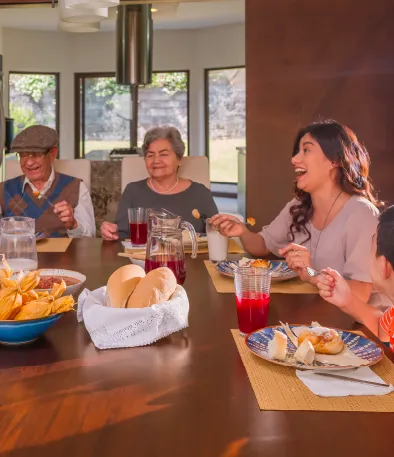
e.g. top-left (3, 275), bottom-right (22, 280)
top-left (246, 0), bottom-right (394, 228)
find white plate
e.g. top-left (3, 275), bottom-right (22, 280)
top-left (128, 258), bottom-right (145, 268)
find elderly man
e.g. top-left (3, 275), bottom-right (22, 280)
top-left (0, 125), bottom-right (95, 237)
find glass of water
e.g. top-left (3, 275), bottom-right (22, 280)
top-left (206, 220), bottom-right (229, 262)
top-left (0, 217), bottom-right (38, 272)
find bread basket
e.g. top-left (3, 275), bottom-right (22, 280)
top-left (77, 285), bottom-right (189, 349)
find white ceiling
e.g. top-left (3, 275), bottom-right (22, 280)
top-left (0, 1), bottom-right (244, 32)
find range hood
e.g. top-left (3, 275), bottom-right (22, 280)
top-left (116, 4), bottom-right (153, 86)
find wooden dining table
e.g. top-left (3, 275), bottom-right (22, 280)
top-left (1, 238), bottom-right (393, 457)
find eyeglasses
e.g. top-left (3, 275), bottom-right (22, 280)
top-left (17, 151), bottom-right (50, 161)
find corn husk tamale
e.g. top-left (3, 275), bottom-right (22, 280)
top-left (21, 290), bottom-right (39, 304)
top-left (0, 270), bottom-right (40, 320)
top-left (0, 255), bottom-right (13, 289)
top-left (14, 280), bottom-right (74, 321)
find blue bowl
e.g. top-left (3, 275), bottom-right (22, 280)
top-left (0, 314), bottom-right (63, 345)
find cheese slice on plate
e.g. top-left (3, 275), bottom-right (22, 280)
top-left (267, 330), bottom-right (287, 361)
top-left (294, 338), bottom-right (315, 365)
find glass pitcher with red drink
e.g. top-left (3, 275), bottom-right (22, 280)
top-left (145, 208), bottom-right (198, 285)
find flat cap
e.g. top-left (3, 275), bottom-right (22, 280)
top-left (10, 125), bottom-right (58, 154)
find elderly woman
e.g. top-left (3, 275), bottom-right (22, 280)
top-left (101, 126), bottom-right (218, 240)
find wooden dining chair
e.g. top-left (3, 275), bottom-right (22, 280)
top-left (4, 158), bottom-right (92, 191)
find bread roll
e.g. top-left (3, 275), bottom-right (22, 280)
top-left (126, 267), bottom-right (177, 309)
top-left (107, 264), bottom-right (146, 308)
top-left (298, 327), bottom-right (344, 355)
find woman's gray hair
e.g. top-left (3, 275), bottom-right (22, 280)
top-left (142, 126), bottom-right (185, 159)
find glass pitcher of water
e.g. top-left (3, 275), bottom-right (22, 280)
top-left (145, 208), bottom-right (198, 285)
top-left (0, 217), bottom-right (38, 272)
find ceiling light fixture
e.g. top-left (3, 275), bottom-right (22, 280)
top-left (59, 0), bottom-right (108, 23)
top-left (58, 20), bottom-right (100, 32)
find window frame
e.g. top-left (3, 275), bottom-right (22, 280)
top-left (74, 70), bottom-right (190, 159)
top-left (204, 65), bottom-right (245, 186)
top-left (8, 70), bottom-right (60, 140)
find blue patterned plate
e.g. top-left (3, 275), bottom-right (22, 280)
top-left (35, 231), bottom-right (47, 241)
top-left (216, 260), bottom-right (298, 282)
top-left (245, 325), bottom-right (384, 370)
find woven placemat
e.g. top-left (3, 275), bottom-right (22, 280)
top-left (37, 238), bottom-right (72, 253)
top-left (231, 329), bottom-right (394, 412)
top-left (125, 238), bottom-right (244, 255)
top-left (205, 261), bottom-right (317, 294)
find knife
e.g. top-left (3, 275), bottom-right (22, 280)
top-left (314, 372), bottom-right (390, 388)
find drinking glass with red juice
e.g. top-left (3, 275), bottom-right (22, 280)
top-left (128, 208), bottom-right (148, 246)
top-left (234, 267), bottom-right (271, 336)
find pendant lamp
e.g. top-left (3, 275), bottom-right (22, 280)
top-left (59, 0), bottom-right (108, 23)
top-left (58, 20), bottom-right (100, 32)
top-left (65, 0), bottom-right (119, 10)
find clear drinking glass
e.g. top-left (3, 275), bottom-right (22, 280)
top-left (128, 208), bottom-right (148, 246)
top-left (206, 220), bottom-right (229, 262)
top-left (234, 267), bottom-right (271, 336)
top-left (0, 216), bottom-right (38, 272)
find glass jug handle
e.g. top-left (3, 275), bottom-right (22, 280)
top-left (181, 221), bottom-right (198, 259)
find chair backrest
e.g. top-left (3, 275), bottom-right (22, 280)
top-left (121, 156), bottom-right (210, 192)
top-left (4, 159), bottom-right (92, 191)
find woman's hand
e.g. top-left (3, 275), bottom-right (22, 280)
top-left (278, 243), bottom-right (313, 282)
top-left (317, 268), bottom-right (352, 309)
top-left (210, 214), bottom-right (247, 238)
top-left (101, 221), bottom-right (119, 241)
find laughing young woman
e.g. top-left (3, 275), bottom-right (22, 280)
top-left (211, 120), bottom-right (382, 304)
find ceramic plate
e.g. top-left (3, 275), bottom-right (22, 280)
top-left (122, 233), bottom-right (208, 251)
top-left (216, 260), bottom-right (298, 282)
top-left (245, 325), bottom-right (383, 370)
top-left (122, 241), bottom-right (146, 251)
top-left (183, 232), bottom-right (208, 247)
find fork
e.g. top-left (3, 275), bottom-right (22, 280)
top-left (35, 192), bottom-right (56, 209)
top-left (304, 265), bottom-right (325, 278)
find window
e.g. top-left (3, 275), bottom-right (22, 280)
top-left (138, 72), bottom-right (189, 151)
top-left (76, 73), bottom-right (131, 159)
top-left (205, 67), bottom-right (245, 183)
top-left (75, 71), bottom-right (189, 159)
top-left (9, 72), bottom-right (59, 136)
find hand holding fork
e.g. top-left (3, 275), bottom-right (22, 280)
top-left (34, 191), bottom-right (77, 230)
top-left (33, 191), bottom-right (55, 208)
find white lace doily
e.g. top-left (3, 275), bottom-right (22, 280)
top-left (77, 285), bottom-right (189, 349)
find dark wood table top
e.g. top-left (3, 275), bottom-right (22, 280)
top-left (1, 238), bottom-right (393, 457)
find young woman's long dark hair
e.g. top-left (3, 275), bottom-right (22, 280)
top-left (289, 119), bottom-right (381, 242)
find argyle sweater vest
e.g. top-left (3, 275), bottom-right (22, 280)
top-left (0, 172), bottom-right (80, 237)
